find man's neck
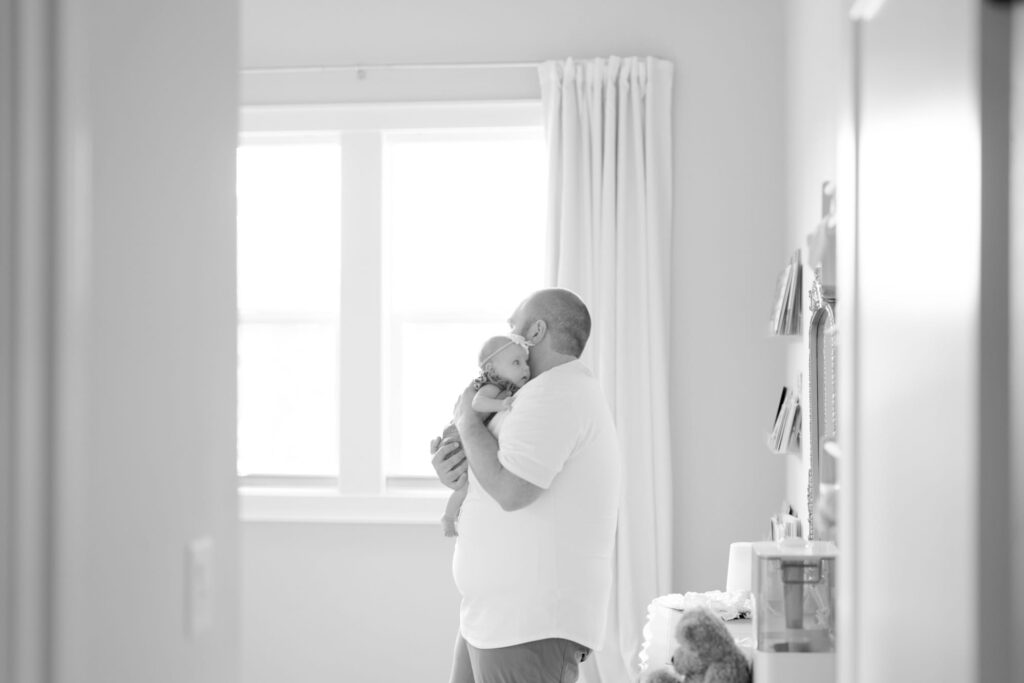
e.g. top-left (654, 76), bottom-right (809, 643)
top-left (530, 351), bottom-right (576, 376)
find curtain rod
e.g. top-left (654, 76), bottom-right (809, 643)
top-left (243, 61), bottom-right (543, 75)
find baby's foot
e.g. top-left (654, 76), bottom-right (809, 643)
top-left (441, 516), bottom-right (458, 537)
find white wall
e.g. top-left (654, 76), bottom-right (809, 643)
top-left (56, 0), bottom-right (240, 681)
top-left (241, 524), bottom-right (461, 683)
top-left (783, 0), bottom-right (843, 524)
top-left (240, 1), bottom-right (788, 680)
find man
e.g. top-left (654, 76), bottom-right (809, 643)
top-left (431, 288), bottom-right (622, 683)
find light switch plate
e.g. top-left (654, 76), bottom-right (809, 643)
top-left (185, 537), bottom-right (214, 637)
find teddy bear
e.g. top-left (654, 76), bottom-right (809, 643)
top-left (642, 606), bottom-right (751, 683)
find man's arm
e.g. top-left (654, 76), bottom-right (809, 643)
top-left (454, 386), bottom-right (543, 512)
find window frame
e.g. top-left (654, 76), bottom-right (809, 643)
top-left (237, 100), bottom-right (545, 523)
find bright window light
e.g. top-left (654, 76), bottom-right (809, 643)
top-left (383, 129), bottom-right (547, 477)
top-left (237, 140), bottom-right (342, 316)
top-left (237, 323), bottom-right (340, 476)
top-left (236, 138), bottom-right (342, 477)
top-left (236, 103), bottom-right (548, 490)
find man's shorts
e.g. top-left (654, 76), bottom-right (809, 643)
top-left (450, 633), bottom-right (591, 683)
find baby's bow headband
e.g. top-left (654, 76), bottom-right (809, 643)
top-left (479, 333), bottom-right (532, 368)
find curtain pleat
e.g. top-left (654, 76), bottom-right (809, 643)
top-left (539, 56), bottom-right (674, 683)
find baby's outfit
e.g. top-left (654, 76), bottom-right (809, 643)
top-left (472, 370), bottom-right (520, 393)
top-left (439, 372), bottom-right (521, 537)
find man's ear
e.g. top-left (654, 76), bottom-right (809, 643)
top-left (529, 320), bottom-right (546, 345)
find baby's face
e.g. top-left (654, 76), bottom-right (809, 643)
top-left (489, 344), bottom-right (531, 388)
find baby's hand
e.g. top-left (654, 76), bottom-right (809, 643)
top-left (502, 395), bottom-right (517, 410)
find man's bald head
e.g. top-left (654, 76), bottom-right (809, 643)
top-left (518, 288), bottom-right (591, 358)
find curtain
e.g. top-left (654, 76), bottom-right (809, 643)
top-left (538, 56), bottom-right (674, 682)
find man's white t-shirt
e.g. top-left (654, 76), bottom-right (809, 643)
top-left (452, 359), bottom-right (622, 650)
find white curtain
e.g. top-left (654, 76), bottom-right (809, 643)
top-left (538, 56), bottom-right (674, 682)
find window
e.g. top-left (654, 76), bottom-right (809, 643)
top-left (237, 136), bottom-right (343, 479)
top-left (236, 102), bottom-right (548, 520)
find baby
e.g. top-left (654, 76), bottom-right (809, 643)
top-left (440, 335), bottom-right (531, 537)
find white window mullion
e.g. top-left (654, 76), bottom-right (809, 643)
top-left (337, 130), bottom-right (383, 495)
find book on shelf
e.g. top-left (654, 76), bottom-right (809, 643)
top-left (770, 264), bottom-right (791, 334)
top-left (768, 385), bottom-right (801, 454)
top-left (770, 249), bottom-right (803, 336)
top-left (784, 399), bottom-right (801, 451)
top-left (773, 386), bottom-right (788, 424)
top-left (782, 250), bottom-right (802, 334)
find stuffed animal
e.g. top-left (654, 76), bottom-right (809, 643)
top-left (642, 606), bottom-right (751, 683)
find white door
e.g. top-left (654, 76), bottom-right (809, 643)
top-left (0, 0), bottom-right (241, 681)
top-left (842, 0), bottom-right (1017, 681)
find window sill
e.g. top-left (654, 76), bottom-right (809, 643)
top-left (239, 486), bottom-right (451, 524)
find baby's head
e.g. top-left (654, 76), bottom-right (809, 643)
top-left (478, 336), bottom-right (531, 388)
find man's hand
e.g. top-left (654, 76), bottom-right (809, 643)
top-left (454, 384), bottom-right (482, 430)
top-left (431, 434), bottom-right (467, 490)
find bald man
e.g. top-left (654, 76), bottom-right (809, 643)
top-left (431, 288), bottom-right (622, 683)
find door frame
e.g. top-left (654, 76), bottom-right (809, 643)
top-left (1, 1), bottom-right (91, 681)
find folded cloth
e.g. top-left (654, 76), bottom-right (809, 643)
top-left (653, 590), bottom-right (752, 621)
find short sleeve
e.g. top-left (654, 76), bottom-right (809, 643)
top-left (497, 380), bottom-right (578, 489)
